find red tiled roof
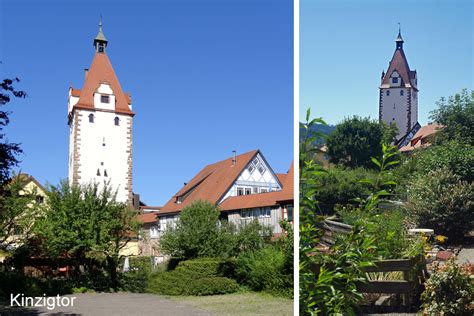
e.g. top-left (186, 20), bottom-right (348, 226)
top-left (70, 88), bottom-right (81, 97)
top-left (380, 47), bottom-right (417, 90)
top-left (219, 161), bottom-right (294, 211)
top-left (137, 212), bottom-right (158, 224)
top-left (160, 150), bottom-right (258, 214)
top-left (400, 124), bottom-right (443, 152)
top-left (73, 52), bottom-right (134, 115)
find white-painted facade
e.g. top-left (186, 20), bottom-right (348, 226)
top-left (219, 153), bottom-right (281, 203)
top-left (68, 84), bottom-right (133, 204)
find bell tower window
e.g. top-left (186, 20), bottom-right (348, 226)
top-left (101, 95), bottom-right (110, 103)
top-left (114, 117), bottom-right (120, 126)
top-left (89, 113), bottom-right (94, 123)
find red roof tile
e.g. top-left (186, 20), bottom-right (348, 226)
top-left (137, 212), bottom-right (158, 224)
top-left (160, 150), bottom-right (258, 213)
top-left (380, 47), bottom-right (417, 90)
top-left (400, 124), bottom-right (443, 152)
top-left (73, 52), bottom-right (134, 116)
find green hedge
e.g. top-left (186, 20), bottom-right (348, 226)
top-left (147, 258), bottom-right (239, 296)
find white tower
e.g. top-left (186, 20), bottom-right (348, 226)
top-left (379, 29), bottom-right (418, 140)
top-left (68, 19), bottom-right (134, 204)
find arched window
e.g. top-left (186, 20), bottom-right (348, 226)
top-left (114, 117), bottom-right (120, 126)
top-left (89, 113), bottom-right (94, 123)
top-left (400, 90), bottom-right (404, 96)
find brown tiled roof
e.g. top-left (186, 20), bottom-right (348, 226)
top-left (73, 52), bottom-right (134, 116)
top-left (160, 150), bottom-right (259, 213)
top-left (70, 88), bottom-right (81, 97)
top-left (380, 47), bottom-right (417, 90)
top-left (137, 212), bottom-right (158, 224)
top-left (400, 124), bottom-right (443, 152)
top-left (219, 161), bottom-right (294, 211)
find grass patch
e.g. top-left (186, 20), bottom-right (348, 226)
top-left (169, 291), bottom-right (293, 316)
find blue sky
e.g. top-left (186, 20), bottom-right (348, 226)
top-left (0, 0), bottom-right (294, 205)
top-left (300, 0), bottom-right (473, 125)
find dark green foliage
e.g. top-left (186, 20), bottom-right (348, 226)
top-left (118, 256), bottom-right (155, 293)
top-left (0, 78), bottom-right (26, 184)
top-left (326, 116), bottom-right (398, 169)
top-left (407, 169), bottom-right (473, 243)
top-left (33, 181), bottom-right (139, 289)
top-left (147, 258), bottom-right (239, 296)
top-left (235, 246), bottom-right (292, 297)
top-left (312, 167), bottom-right (375, 211)
top-left (411, 141), bottom-right (473, 182)
top-left (160, 200), bottom-right (272, 260)
top-left (430, 89), bottom-right (474, 145)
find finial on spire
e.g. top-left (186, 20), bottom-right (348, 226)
top-left (395, 23), bottom-right (404, 49)
top-left (93, 15), bottom-right (108, 53)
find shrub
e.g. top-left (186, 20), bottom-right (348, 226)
top-left (118, 256), bottom-right (155, 293)
top-left (421, 259), bottom-right (474, 315)
top-left (412, 141), bottom-right (473, 182)
top-left (147, 258), bottom-right (239, 296)
top-left (407, 169), bottom-right (474, 242)
top-left (235, 246), bottom-right (292, 296)
top-left (160, 201), bottom-right (271, 260)
top-left (312, 167), bottom-right (375, 212)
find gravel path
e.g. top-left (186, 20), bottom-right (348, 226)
top-left (1, 293), bottom-right (212, 316)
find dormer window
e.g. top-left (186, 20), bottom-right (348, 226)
top-left (89, 113), bottom-right (95, 123)
top-left (101, 95), bottom-right (110, 103)
top-left (392, 77), bottom-right (398, 84)
top-left (114, 117), bottom-right (120, 126)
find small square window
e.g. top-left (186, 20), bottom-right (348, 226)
top-left (257, 164), bottom-right (266, 174)
top-left (245, 188), bottom-right (252, 195)
top-left (101, 95), bottom-right (110, 103)
top-left (392, 77), bottom-right (398, 83)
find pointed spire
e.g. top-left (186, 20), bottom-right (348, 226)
top-left (395, 23), bottom-right (404, 49)
top-left (93, 15), bottom-right (108, 53)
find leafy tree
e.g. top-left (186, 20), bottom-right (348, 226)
top-left (430, 89), bottom-right (474, 145)
top-left (0, 78), bottom-right (26, 185)
top-left (34, 181), bottom-right (138, 288)
top-left (326, 116), bottom-right (398, 169)
top-left (159, 200), bottom-right (271, 259)
top-left (0, 175), bottom-right (39, 250)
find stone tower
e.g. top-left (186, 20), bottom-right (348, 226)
top-left (68, 19), bottom-right (134, 204)
top-left (379, 29), bottom-right (418, 140)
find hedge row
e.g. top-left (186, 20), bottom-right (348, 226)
top-left (147, 258), bottom-right (239, 296)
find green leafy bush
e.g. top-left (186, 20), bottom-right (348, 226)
top-left (147, 258), bottom-right (239, 296)
top-left (160, 201), bottom-right (272, 260)
top-left (118, 256), bottom-right (155, 293)
top-left (412, 141), bottom-right (474, 182)
top-left (235, 246), bottom-right (291, 296)
top-left (421, 259), bottom-right (474, 315)
top-left (407, 169), bottom-right (473, 242)
top-left (312, 167), bottom-right (375, 212)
